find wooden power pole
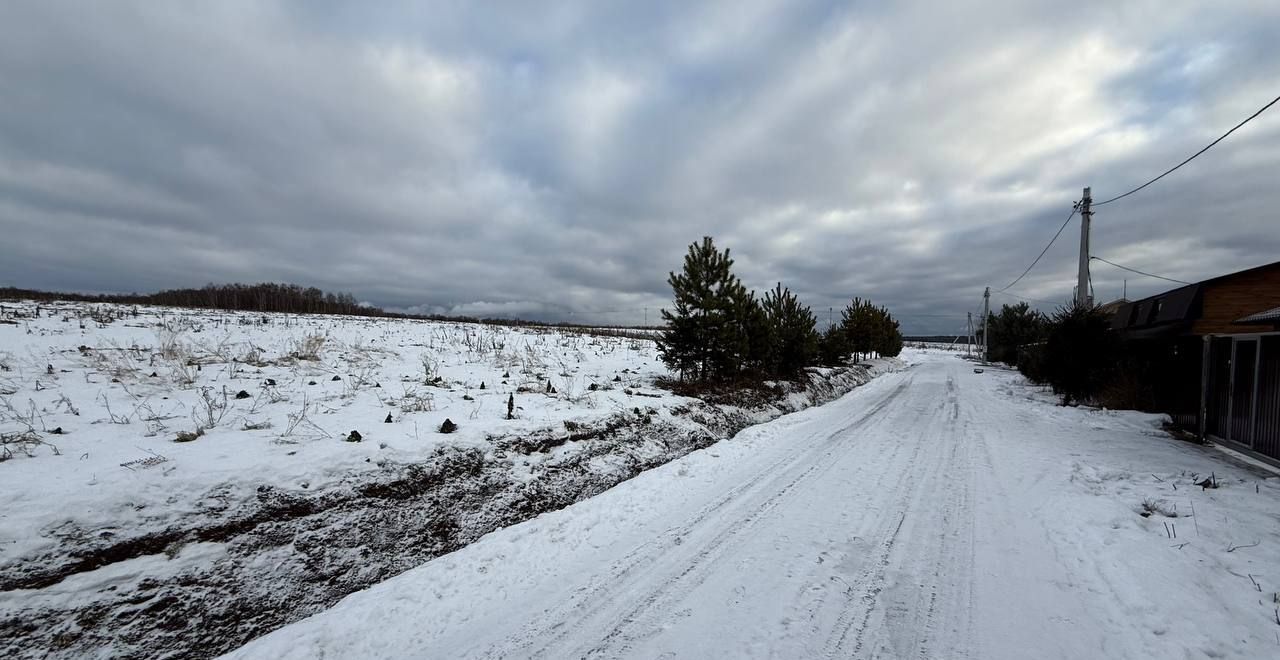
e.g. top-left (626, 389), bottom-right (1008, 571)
top-left (966, 312), bottom-right (974, 356)
top-left (1077, 186), bottom-right (1093, 307)
top-left (982, 287), bottom-right (990, 363)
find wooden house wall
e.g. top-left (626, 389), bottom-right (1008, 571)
top-left (1192, 265), bottom-right (1280, 335)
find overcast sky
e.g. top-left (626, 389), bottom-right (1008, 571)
top-left (1, 1), bottom-right (1278, 334)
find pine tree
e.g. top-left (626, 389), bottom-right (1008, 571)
top-left (762, 283), bottom-right (819, 377)
top-left (985, 302), bottom-right (1047, 366)
top-left (841, 297), bottom-right (875, 361)
top-left (722, 284), bottom-right (771, 379)
top-left (818, 324), bottom-right (852, 366)
top-left (1043, 302), bottom-right (1120, 404)
top-left (874, 306), bottom-right (904, 357)
top-left (658, 237), bottom-right (741, 382)
top-left (841, 298), bottom-right (903, 360)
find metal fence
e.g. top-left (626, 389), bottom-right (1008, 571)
top-left (1202, 333), bottom-right (1280, 461)
top-left (1121, 336), bottom-right (1201, 429)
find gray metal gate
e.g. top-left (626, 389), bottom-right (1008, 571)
top-left (1204, 332), bottom-right (1280, 461)
top-left (1256, 336), bottom-right (1280, 459)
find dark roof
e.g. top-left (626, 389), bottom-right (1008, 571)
top-left (1122, 320), bottom-right (1195, 340)
top-left (1235, 306), bottom-right (1280, 325)
top-left (1097, 299), bottom-right (1129, 315)
top-left (1110, 284), bottom-right (1200, 331)
top-left (1111, 259), bottom-right (1280, 334)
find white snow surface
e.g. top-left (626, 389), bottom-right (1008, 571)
top-left (0, 300), bottom-right (903, 657)
top-left (0, 302), bottom-right (680, 567)
top-left (229, 351), bottom-right (1280, 660)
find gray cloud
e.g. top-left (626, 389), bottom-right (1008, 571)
top-left (2, 0), bottom-right (1278, 334)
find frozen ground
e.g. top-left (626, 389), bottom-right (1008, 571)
top-left (0, 301), bottom-right (676, 565)
top-left (230, 351), bottom-right (1280, 660)
top-left (0, 301), bottom-right (897, 658)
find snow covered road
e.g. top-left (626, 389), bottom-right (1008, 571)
top-left (228, 351), bottom-right (1280, 659)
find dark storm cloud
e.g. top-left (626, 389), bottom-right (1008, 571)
top-left (1, 0), bottom-right (1278, 334)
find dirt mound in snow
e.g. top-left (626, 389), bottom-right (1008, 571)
top-left (0, 363), bottom-right (895, 659)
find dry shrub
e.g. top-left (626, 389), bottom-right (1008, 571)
top-left (289, 333), bottom-right (327, 361)
top-left (398, 387), bottom-right (435, 413)
top-left (1097, 369), bottom-right (1158, 411)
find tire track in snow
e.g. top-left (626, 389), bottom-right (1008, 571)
top-left (575, 377), bottom-right (926, 658)
top-left (484, 374), bottom-right (917, 659)
top-left (820, 367), bottom-right (974, 659)
top-left (872, 371), bottom-right (978, 659)
top-left (581, 408), bottom-right (917, 659)
top-left (546, 377), bottom-right (912, 658)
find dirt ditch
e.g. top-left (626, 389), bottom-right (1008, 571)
top-left (0, 364), bottom-right (887, 659)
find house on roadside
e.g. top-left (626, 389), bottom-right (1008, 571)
top-left (1109, 260), bottom-right (1280, 464)
top-left (1234, 306), bottom-right (1280, 331)
top-left (1096, 298), bottom-right (1129, 316)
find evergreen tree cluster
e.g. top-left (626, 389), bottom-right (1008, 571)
top-left (842, 298), bottom-right (903, 361)
top-left (816, 297), bottom-right (904, 365)
top-left (1014, 302), bottom-right (1122, 405)
top-left (658, 237), bottom-right (903, 383)
top-left (983, 302), bottom-right (1049, 367)
top-left (1010, 302), bottom-right (1195, 410)
top-left (658, 237), bottom-right (811, 381)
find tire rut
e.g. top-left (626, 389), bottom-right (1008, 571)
top-left (483, 375), bottom-right (917, 660)
top-left (581, 378), bottom-right (918, 659)
top-left (820, 381), bottom-right (958, 658)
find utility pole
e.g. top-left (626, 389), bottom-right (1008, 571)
top-left (644, 307), bottom-right (647, 327)
top-left (982, 287), bottom-right (990, 363)
top-left (966, 312), bottom-right (974, 356)
top-left (1077, 186), bottom-right (1093, 307)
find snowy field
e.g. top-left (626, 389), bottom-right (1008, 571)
top-left (228, 351), bottom-right (1280, 660)
top-left (0, 301), bottom-right (672, 560)
top-left (906, 340), bottom-right (975, 354)
top-left (0, 300), bottom-right (897, 658)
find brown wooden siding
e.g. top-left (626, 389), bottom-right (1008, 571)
top-left (1191, 265), bottom-right (1280, 335)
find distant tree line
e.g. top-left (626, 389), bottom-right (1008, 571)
top-left (2, 283), bottom-right (371, 316)
top-left (904, 335), bottom-right (978, 345)
top-left (0, 283), bottom-right (633, 331)
top-left (657, 237), bottom-right (903, 384)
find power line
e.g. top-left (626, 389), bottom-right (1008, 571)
top-left (999, 204), bottom-right (1079, 292)
top-left (1090, 255), bottom-right (1191, 285)
top-left (1095, 93), bottom-right (1280, 206)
